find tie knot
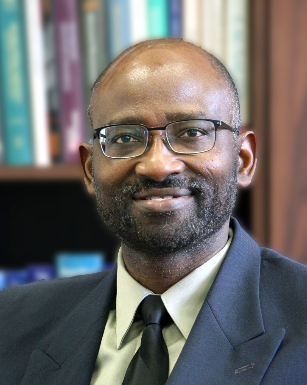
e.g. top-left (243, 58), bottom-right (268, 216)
top-left (138, 295), bottom-right (171, 327)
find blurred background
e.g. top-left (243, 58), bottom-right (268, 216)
top-left (0, 0), bottom-right (306, 288)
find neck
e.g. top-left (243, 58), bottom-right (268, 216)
top-left (121, 220), bottom-right (230, 294)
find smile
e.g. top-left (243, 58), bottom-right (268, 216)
top-left (133, 188), bottom-right (193, 213)
top-left (144, 196), bottom-right (174, 200)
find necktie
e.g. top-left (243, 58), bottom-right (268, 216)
top-left (123, 295), bottom-right (171, 385)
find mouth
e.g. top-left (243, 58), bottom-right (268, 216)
top-left (142, 196), bottom-right (174, 201)
top-left (132, 188), bottom-right (193, 213)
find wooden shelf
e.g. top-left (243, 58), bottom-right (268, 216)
top-left (0, 165), bottom-right (84, 181)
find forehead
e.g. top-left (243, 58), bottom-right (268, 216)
top-left (91, 46), bottom-right (231, 127)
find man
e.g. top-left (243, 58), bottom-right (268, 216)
top-left (1, 39), bottom-right (307, 385)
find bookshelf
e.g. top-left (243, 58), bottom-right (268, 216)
top-left (0, 165), bottom-right (84, 181)
top-left (251, 0), bottom-right (307, 264)
top-left (0, 0), bottom-right (306, 276)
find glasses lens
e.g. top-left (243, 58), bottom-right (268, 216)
top-left (99, 125), bottom-right (147, 158)
top-left (167, 120), bottom-right (215, 153)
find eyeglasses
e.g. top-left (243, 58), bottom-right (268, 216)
top-left (93, 119), bottom-right (235, 159)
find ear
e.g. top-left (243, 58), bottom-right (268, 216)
top-left (79, 143), bottom-right (95, 196)
top-left (237, 131), bottom-right (257, 187)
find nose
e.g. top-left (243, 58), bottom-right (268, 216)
top-left (135, 133), bottom-right (185, 181)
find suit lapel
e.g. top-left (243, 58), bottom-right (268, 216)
top-left (167, 219), bottom-right (285, 385)
top-left (21, 267), bottom-right (117, 385)
top-left (21, 219), bottom-right (286, 385)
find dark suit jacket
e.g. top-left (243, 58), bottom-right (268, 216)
top-left (1, 218), bottom-right (307, 385)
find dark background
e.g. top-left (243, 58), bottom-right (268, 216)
top-left (0, 181), bottom-right (251, 268)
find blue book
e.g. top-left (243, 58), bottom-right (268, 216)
top-left (147, 0), bottom-right (168, 38)
top-left (55, 253), bottom-right (105, 278)
top-left (0, 0), bottom-right (33, 164)
top-left (0, 93), bottom-right (4, 163)
top-left (169, 0), bottom-right (182, 38)
top-left (106, 0), bottom-right (130, 60)
top-left (5, 269), bottom-right (27, 288)
top-left (0, 270), bottom-right (5, 290)
top-left (104, 261), bottom-right (116, 271)
top-left (27, 265), bottom-right (55, 283)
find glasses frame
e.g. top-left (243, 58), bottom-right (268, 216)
top-left (93, 119), bottom-right (236, 159)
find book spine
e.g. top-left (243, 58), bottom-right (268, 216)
top-left (27, 264), bottom-right (55, 283)
top-left (106, 0), bottom-right (130, 60)
top-left (24, 0), bottom-right (51, 165)
top-left (201, 0), bottom-right (226, 64)
top-left (225, 0), bottom-right (250, 125)
top-left (182, 0), bottom-right (201, 46)
top-left (201, 0), bottom-right (213, 53)
top-left (80, 0), bottom-right (109, 139)
top-left (0, 270), bottom-right (5, 290)
top-left (169, 0), bottom-right (182, 38)
top-left (53, 0), bottom-right (86, 163)
top-left (147, 0), bottom-right (168, 38)
top-left (41, 0), bottom-right (62, 163)
top-left (0, 92), bottom-right (4, 163)
top-left (129, 0), bottom-right (148, 44)
top-left (0, 0), bottom-right (33, 165)
top-left (211, 0), bottom-right (226, 64)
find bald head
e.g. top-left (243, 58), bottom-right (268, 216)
top-left (88, 39), bottom-right (241, 133)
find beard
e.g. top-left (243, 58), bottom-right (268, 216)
top-left (93, 160), bottom-right (238, 255)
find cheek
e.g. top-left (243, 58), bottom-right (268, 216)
top-left (93, 151), bottom-right (136, 194)
top-left (185, 141), bottom-right (237, 181)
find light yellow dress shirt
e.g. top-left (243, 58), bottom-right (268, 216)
top-left (91, 228), bottom-right (233, 385)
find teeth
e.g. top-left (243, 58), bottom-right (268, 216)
top-left (145, 196), bottom-right (173, 201)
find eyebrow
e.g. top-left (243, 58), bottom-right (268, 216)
top-left (103, 111), bottom-right (210, 127)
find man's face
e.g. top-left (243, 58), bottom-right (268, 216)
top-left (90, 47), bottom-right (239, 254)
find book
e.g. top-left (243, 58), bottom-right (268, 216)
top-left (53, 0), bottom-right (87, 163)
top-left (182, 0), bottom-right (201, 46)
top-left (0, 0), bottom-right (33, 165)
top-left (201, 0), bottom-right (213, 53)
top-left (5, 269), bottom-right (27, 288)
top-left (129, 0), bottom-right (148, 45)
top-left (106, 0), bottom-right (130, 60)
top-left (147, 0), bottom-right (168, 38)
top-left (0, 270), bottom-right (5, 290)
top-left (0, 92), bottom-right (4, 163)
top-left (27, 264), bottom-right (55, 283)
top-left (80, 0), bottom-right (108, 140)
top-left (211, 0), bottom-right (226, 64)
top-left (55, 252), bottom-right (104, 278)
top-left (225, 0), bottom-right (250, 125)
top-left (41, 0), bottom-right (62, 163)
top-left (24, 0), bottom-right (51, 166)
top-left (169, 0), bottom-right (182, 38)
top-left (201, 0), bottom-right (226, 64)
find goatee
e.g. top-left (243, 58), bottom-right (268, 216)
top-left (93, 159), bottom-right (238, 255)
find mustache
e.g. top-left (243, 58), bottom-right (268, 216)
top-left (116, 175), bottom-right (206, 197)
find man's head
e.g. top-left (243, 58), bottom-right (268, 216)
top-left (80, 39), bottom-right (256, 256)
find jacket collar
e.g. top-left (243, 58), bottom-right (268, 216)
top-left (22, 218), bottom-right (285, 385)
top-left (21, 267), bottom-right (117, 385)
top-left (167, 218), bottom-right (284, 385)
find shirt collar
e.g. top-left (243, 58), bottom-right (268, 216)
top-left (116, 228), bottom-right (233, 348)
top-left (116, 249), bottom-right (153, 348)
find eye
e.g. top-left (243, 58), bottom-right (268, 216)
top-left (113, 135), bottom-right (138, 144)
top-left (179, 128), bottom-right (208, 138)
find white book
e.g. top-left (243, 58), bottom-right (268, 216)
top-left (211, 0), bottom-right (226, 64)
top-left (24, 0), bottom-right (51, 165)
top-left (201, 0), bottom-right (213, 53)
top-left (225, 0), bottom-right (250, 125)
top-left (183, 0), bottom-right (201, 46)
top-left (129, 0), bottom-right (148, 45)
top-left (201, 0), bottom-right (225, 64)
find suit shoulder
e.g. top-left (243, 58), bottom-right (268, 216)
top-left (0, 270), bottom-right (112, 318)
top-left (259, 248), bottom-right (307, 330)
top-left (260, 247), bottom-right (307, 280)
